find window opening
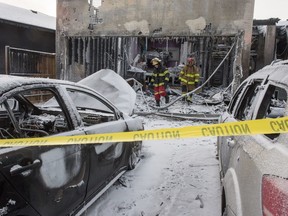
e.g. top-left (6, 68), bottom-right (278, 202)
top-left (66, 89), bottom-right (117, 126)
top-left (256, 85), bottom-right (287, 139)
top-left (235, 80), bottom-right (262, 120)
top-left (0, 88), bottom-right (70, 139)
top-left (228, 81), bottom-right (247, 114)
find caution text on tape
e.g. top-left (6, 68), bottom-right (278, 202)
top-left (0, 117), bottom-right (288, 147)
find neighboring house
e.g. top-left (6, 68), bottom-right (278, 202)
top-left (250, 19), bottom-right (288, 74)
top-left (0, 3), bottom-right (56, 77)
top-left (276, 20), bottom-right (288, 61)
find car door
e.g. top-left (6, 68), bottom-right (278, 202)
top-left (0, 86), bottom-right (89, 216)
top-left (64, 87), bottom-right (130, 200)
top-left (218, 80), bottom-right (249, 176)
top-left (220, 79), bottom-right (264, 171)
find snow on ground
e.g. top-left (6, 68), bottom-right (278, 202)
top-left (82, 87), bottom-right (226, 216)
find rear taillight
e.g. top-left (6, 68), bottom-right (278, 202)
top-left (262, 175), bottom-right (288, 216)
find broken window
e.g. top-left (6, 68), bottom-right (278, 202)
top-left (255, 84), bottom-right (287, 139)
top-left (66, 89), bottom-right (117, 126)
top-left (235, 80), bottom-right (262, 120)
top-left (0, 99), bottom-right (20, 139)
top-left (0, 88), bottom-right (70, 139)
top-left (228, 81), bottom-right (247, 114)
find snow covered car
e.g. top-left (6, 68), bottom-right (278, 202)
top-left (218, 60), bottom-right (288, 216)
top-left (0, 74), bottom-right (143, 216)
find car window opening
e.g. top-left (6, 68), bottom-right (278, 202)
top-left (256, 84), bottom-right (287, 139)
top-left (0, 88), bottom-right (70, 139)
top-left (66, 89), bottom-right (117, 126)
top-left (235, 81), bottom-right (262, 120)
top-left (227, 81), bottom-right (247, 114)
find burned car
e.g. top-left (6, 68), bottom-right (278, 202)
top-left (0, 72), bottom-right (143, 216)
top-left (218, 60), bottom-right (288, 215)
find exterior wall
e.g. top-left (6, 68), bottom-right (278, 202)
top-left (57, 0), bottom-right (255, 81)
top-left (264, 25), bottom-right (276, 66)
top-left (0, 22), bottom-right (55, 74)
top-left (250, 21), bottom-right (286, 74)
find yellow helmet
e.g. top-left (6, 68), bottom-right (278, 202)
top-left (151, 57), bottom-right (161, 66)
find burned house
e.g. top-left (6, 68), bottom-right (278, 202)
top-left (250, 19), bottom-right (288, 74)
top-left (0, 3), bottom-right (56, 77)
top-left (56, 0), bottom-right (255, 88)
top-left (276, 21), bottom-right (288, 60)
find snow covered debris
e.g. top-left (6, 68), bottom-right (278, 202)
top-left (78, 69), bottom-right (137, 116)
top-left (82, 88), bottom-right (224, 216)
top-left (83, 115), bottom-right (221, 216)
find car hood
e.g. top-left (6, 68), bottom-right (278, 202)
top-left (78, 69), bottom-right (136, 116)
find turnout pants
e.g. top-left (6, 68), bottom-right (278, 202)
top-left (154, 86), bottom-right (167, 101)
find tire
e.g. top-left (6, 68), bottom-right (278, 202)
top-left (128, 141), bottom-right (142, 170)
top-left (222, 208), bottom-right (228, 216)
top-left (221, 188), bottom-right (227, 216)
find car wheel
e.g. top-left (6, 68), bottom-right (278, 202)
top-left (221, 188), bottom-right (227, 216)
top-left (222, 206), bottom-right (228, 216)
top-left (128, 142), bottom-right (142, 170)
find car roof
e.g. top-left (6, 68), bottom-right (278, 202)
top-left (0, 75), bottom-right (83, 95)
top-left (247, 60), bottom-right (288, 84)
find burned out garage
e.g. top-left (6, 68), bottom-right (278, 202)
top-left (56, 0), bottom-right (255, 88)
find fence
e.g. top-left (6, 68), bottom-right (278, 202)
top-left (5, 46), bottom-right (56, 78)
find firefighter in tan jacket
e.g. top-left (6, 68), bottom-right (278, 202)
top-left (179, 57), bottom-right (200, 102)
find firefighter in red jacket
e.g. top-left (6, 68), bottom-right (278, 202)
top-left (150, 58), bottom-right (170, 107)
top-left (179, 57), bottom-right (200, 102)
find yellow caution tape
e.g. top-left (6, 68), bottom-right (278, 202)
top-left (1, 117), bottom-right (288, 147)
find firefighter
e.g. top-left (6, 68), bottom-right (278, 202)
top-left (179, 57), bottom-right (200, 102)
top-left (150, 57), bottom-right (170, 107)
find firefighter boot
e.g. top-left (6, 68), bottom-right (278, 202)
top-left (156, 100), bottom-right (160, 107)
top-left (187, 95), bottom-right (192, 103)
top-left (165, 95), bottom-right (169, 104)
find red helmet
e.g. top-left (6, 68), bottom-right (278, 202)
top-left (187, 57), bottom-right (195, 64)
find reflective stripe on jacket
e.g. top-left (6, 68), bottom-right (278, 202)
top-left (150, 66), bottom-right (170, 87)
top-left (179, 65), bottom-right (200, 86)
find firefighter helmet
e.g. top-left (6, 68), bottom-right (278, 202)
top-left (187, 57), bottom-right (195, 64)
top-left (151, 57), bottom-right (161, 66)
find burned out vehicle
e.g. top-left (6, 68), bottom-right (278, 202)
top-left (0, 73), bottom-right (143, 216)
top-left (218, 60), bottom-right (288, 216)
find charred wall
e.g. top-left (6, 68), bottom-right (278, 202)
top-left (56, 0), bottom-right (255, 83)
top-left (250, 19), bottom-right (288, 74)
